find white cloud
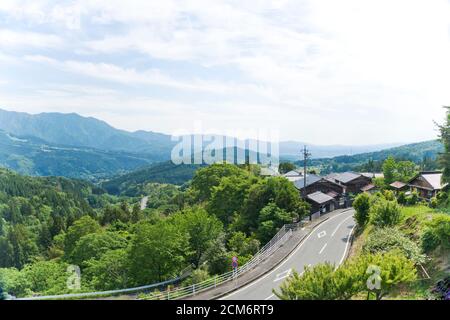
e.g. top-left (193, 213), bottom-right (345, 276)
top-left (0, 29), bottom-right (63, 48)
top-left (0, 0), bottom-right (449, 144)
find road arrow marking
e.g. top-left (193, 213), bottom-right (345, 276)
top-left (273, 269), bottom-right (292, 282)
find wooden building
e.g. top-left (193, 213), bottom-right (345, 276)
top-left (407, 171), bottom-right (448, 199)
top-left (326, 172), bottom-right (372, 194)
top-left (305, 191), bottom-right (337, 215)
top-left (389, 181), bottom-right (408, 192)
top-left (293, 175), bottom-right (348, 210)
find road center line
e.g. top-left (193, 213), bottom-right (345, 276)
top-left (331, 215), bottom-right (353, 237)
top-left (319, 243), bottom-right (328, 255)
top-left (220, 209), bottom-right (354, 300)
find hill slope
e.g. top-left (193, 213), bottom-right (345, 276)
top-left (0, 130), bottom-right (155, 180)
top-left (296, 139), bottom-right (443, 173)
top-left (0, 108), bottom-right (175, 156)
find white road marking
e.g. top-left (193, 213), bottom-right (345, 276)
top-left (317, 230), bottom-right (327, 238)
top-left (264, 294), bottom-right (275, 300)
top-left (319, 243), bottom-right (328, 255)
top-left (331, 215), bottom-right (354, 237)
top-left (220, 210), bottom-right (354, 300)
top-left (337, 223), bottom-right (356, 267)
top-left (273, 269), bottom-right (292, 282)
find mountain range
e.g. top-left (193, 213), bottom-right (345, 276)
top-left (0, 108), bottom-right (443, 180)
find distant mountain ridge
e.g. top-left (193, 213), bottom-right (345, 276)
top-left (0, 108), bottom-right (443, 180)
top-left (0, 108), bottom-right (407, 159)
top-left (0, 108), bottom-right (175, 156)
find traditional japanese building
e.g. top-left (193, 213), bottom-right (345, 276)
top-left (325, 172), bottom-right (372, 194)
top-left (407, 171), bottom-right (448, 199)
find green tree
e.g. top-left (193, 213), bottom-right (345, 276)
top-left (369, 199), bottom-right (401, 227)
top-left (64, 216), bottom-right (101, 260)
top-left (207, 175), bottom-right (252, 225)
top-left (438, 106), bottom-right (450, 183)
top-left (257, 202), bottom-right (293, 243)
top-left (21, 260), bottom-right (72, 296)
top-left (170, 207), bottom-right (223, 268)
top-left (278, 162), bottom-right (296, 174)
top-left (353, 193), bottom-right (371, 228)
top-left (69, 231), bottom-right (128, 267)
top-left (382, 156), bottom-right (397, 185)
top-left (128, 220), bottom-right (189, 284)
top-left (84, 248), bottom-right (129, 290)
top-left (275, 262), bottom-right (363, 300)
top-left (190, 164), bottom-right (250, 202)
top-left (242, 177), bottom-right (309, 233)
top-left (359, 250), bottom-right (417, 300)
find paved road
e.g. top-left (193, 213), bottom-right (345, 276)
top-left (221, 209), bottom-right (356, 300)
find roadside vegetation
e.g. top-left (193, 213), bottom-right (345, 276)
top-left (0, 163), bottom-right (309, 298)
top-left (277, 110), bottom-right (450, 300)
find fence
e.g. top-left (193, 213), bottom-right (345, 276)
top-left (16, 265), bottom-right (193, 300)
top-left (17, 221), bottom-right (301, 300)
top-left (146, 221), bottom-right (303, 300)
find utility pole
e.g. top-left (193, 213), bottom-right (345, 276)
top-left (302, 145), bottom-right (312, 221)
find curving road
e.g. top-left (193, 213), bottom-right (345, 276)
top-left (221, 209), bottom-right (356, 300)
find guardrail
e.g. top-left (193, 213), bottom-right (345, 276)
top-left (145, 221), bottom-right (303, 300)
top-left (16, 265), bottom-right (194, 300)
top-left (17, 221), bottom-right (302, 300)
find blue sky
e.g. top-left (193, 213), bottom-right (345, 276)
top-left (0, 0), bottom-right (449, 145)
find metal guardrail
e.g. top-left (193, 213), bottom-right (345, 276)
top-left (17, 221), bottom-right (302, 300)
top-left (146, 221), bottom-right (303, 300)
top-left (16, 265), bottom-right (193, 300)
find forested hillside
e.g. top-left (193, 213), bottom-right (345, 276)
top-left (0, 130), bottom-right (158, 181)
top-left (0, 164), bottom-right (309, 298)
top-left (296, 140), bottom-right (443, 173)
top-left (101, 161), bottom-right (203, 196)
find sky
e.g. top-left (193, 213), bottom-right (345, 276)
top-left (0, 0), bottom-right (449, 145)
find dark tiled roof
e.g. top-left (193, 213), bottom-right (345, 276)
top-left (293, 174), bottom-right (322, 190)
top-left (328, 172), bottom-right (361, 184)
top-left (306, 191), bottom-right (335, 205)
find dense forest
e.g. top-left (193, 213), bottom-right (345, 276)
top-left (295, 140), bottom-right (442, 174)
top-left (102, 161), bottom-right (203, 196)
top-left (0, 164), bottom-right (309, 298)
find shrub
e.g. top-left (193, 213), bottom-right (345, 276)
top-left (383, 190), bottom-right (396, 201)
top-left (421, 214), bottom-right (450, 252)
top-left (363, 227), bottom-right (425, 264)
top-left (420, 229), bottom-right (440, 253)
top-left (407, 191), bottom-right (419, 206)
top-left (353, 193), bottom-right (371, 227)
top-left (370, 199), bottom-right (401, 227)
top-left (429, 197), bottom-right (438, 208)
top-left (397, 192), bottom-right (407, 205)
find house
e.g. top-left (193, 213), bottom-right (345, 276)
top-left (293, 174), bottom-right (349, 210)
top-left (305, 191), bottom-right (337, 215)
top-left (389, 181), bottom-right (408, 192)
top-left (283, 169), bottom-right (303, 181)
top-left (293, 174), bottom-right (322, 193)
top-left (325, 172), bottom-right (372, 194)
top-left (360, 183), bottom-right (378, 194)
top-left (407, 171), bottom-right (448, 199)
